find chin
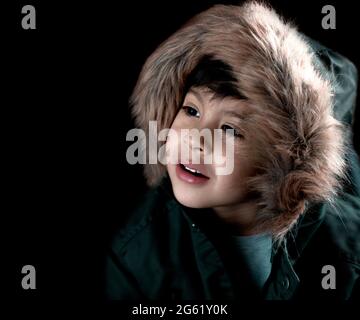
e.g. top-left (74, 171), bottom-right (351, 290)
top-left (172, 186), bottom-right (211, 209)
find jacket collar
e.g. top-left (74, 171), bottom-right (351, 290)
top-left (159, 176), bottom-right (327, 299)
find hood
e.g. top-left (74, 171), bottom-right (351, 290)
top-left (129, 1), bottom-right (348, 237)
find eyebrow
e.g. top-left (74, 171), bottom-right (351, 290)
top-left (223, 110), bottom-right (247, 120)
top-left (188, 87), bottom-right (204, 105)
top-left (188, 87), bottom-right (247, 104)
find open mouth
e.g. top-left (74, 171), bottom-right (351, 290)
top-left (180, 164), bottom-right (208, 178)
top-left (176, 163), bottom-right (210, 184)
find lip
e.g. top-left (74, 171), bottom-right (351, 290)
top-left (175, 163), bottom-right (210, 185)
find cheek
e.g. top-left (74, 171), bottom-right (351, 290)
top-left (170, 112), bottom-right (188, 131)
top-left (164, 129), bottom-right (179, 165)
top-left (214, 161), bottom-right (257, 202)
top-left (165, 113), bottom-right (185, 161)
top-left (233, 144), bottom-right (257, 173)
top-left (217, 169), bottom-right (247, 189)
top-left (216, 150), bottom-right (256, 186)
top-left (212, 140), bottom-right (248, 175)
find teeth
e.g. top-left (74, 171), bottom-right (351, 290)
top-left (184, 165), bottom-right (201, 174)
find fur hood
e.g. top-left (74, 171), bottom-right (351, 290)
top-left (129, 1), bottom-right (348, 237)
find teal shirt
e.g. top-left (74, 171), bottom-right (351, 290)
top-left (230, 233), bottom-right (272, 290)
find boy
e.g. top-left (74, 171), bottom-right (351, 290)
top-left (106, 1), bottom-right (360, 299)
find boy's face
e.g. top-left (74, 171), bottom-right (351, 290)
top-left (166, 86), bottom-right (259, 210)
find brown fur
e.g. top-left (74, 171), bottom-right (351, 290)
top-left (129, 1), bottom-right (348, 238)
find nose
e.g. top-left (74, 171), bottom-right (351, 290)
top-left (184, 127), bottom-right (215, 164)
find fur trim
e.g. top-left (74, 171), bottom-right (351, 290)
top-left (129, 1), bottom-right (348, 237)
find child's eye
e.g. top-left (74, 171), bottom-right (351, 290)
top-left (182, 106), bottom-right (200, 118)
top-left (221, 124), bottom-right (244, 138)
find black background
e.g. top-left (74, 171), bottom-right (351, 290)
top-left (3, 0), bottom-right (359, 300)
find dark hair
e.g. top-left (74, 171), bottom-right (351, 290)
top-left (183, 54), bottom-right (246, 100)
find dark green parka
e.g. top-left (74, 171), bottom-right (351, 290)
top-left (106, 4), bottom-right (360, 300)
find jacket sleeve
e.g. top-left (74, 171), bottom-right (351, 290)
top-left (324, 44), bottom-right (360, 301)
top-left (308, 36), bottom-right (358, 127)
top-left (350, 277), bottom-right (360, 301)
top-left (307, 37), bottom-right (359, 198)
top-left (318, 41), bottom-right (360, 198)
top-left (104, 188), bottom-right (161, 300)
top-left (330, 50), bottom-right (360, 202)
top-left (325, 48), bottom-right (358, 127)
